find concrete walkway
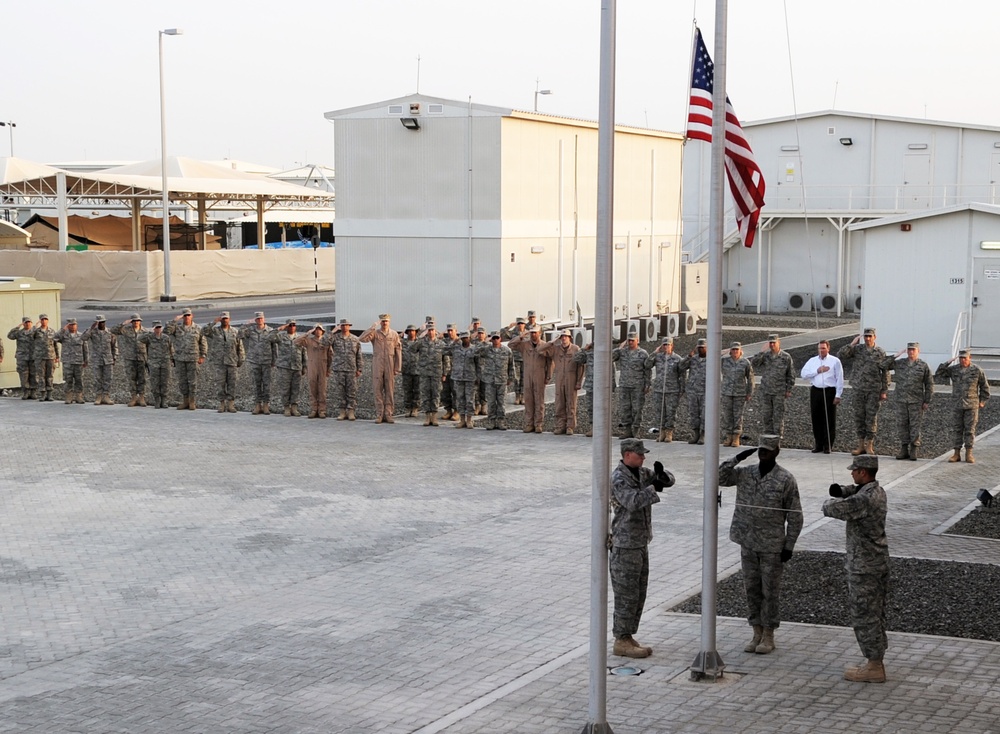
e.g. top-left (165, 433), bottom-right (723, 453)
top-left (1, 397), bottom-right (998, 733)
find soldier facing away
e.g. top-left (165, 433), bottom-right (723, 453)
top-left (679, 338), bottom-right (709, 444)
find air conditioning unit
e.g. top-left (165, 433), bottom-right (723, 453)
top-left (620, 319), bottom-right (640, 341)
top-left (846, 293), bottom-right (862, 312)
top-left (817, 293), bottom-right (839, 312)
top-left (679, 311), bottom-right (697, 335)
top-left (787, 292), bottom-right (813, 312)
top-left (722, 290), bottom-right (740, 310)
top-left (569, 327), bottom-right (591, 348)
top-left (660, 313), bottom-right (680, 338)
top-left (544, 329), bottom-right (560, 342)
top-left (639, 317), bottom-right (658, 342)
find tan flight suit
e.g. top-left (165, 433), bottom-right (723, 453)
top-left (359, 323), bottom-right (402, 421)
top-left (540, 338), bottom-right (584, 433)
top-left (509, 333), bottom-right (552, 431)
top-left (295, 331), bottom-right (332, 417)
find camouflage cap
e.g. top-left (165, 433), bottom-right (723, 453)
top-left (959, 349), bottom-right (972, 358)
top-left (284, 318), bottom-right (296, 326)
top-left (130, 313), bottom-right (142, 321)
top-left (476, 327), bottom-right (486, 334)
top-left (94, 314), bottom-right (106, 323)
top-left (426, 321), bottom-right (437, 329)
top-left (730, 341), bottom-right (742, 349)
top-left (907, 342), bottom-right (919, 349)
top-left (21, 316), bottom-right (30, 323)
top-left (66, 318), bottom-right (77, 325)
top-left (405, 324), bottom-right (417, 332)
top-left (458, 331), bottom-right (470, 338)
top-left (378, 313), bottom-right (391, 321)
top-left (697, 338), bottom-right (707, 347)
top-left (627, 329), bottom-right (639, 340)
top-left (620, 438), bottom-right (650, 455)
top-left (490, 332), bottom-right (501, 339)
top-left (471, 316), bottom-right (481, 322)
top-left (516, 317), bottom-right (527, 324)
top-left (759, 434), bottom-right (780, 451)
top-left (254, 311), bottom-right (265, 319)
top-left (181, 308), bottom-right (193, 316)
top-left (847, 455), bottom-right (879, 471)
top-left (527, 310), bottom-right (536, 317)
top-left (152, 320), bottom-right (163, 328)
top-left (863, 327), bottom-right (876, 336)
top-left (767, 334), bottom-right (779, 342)
top-left (661, 337), bottom-right (673, 345)
top-left (338, 318), bottom-right (352, 326)
top-left (446, 323), bottom-right (457, 330)
top-left (38, 313), bottom-right (49, 320)
top-left (220, 311), bottom-right (230, 319)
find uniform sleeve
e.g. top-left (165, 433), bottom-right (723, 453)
top-left (783, 475), bottom-right (803, 550)
top-left (354, 340), bottom-right (363, 371)
top-left (198, 333), bottom-right (208, 359)
top-left (783, 354), bottom-right (796, 392)
top-left (921, 363), bottom-right (934, 404)
top-left (935, 362), bottom-right (953, 383)
top-left (822, 488), bottom-right (871, 521)
top-left (718, 458), bottom-right (743, 487)
top-left (610, 470), bottom-right (661, 512)
top-left (978, 369), bottom-right (991, 403)
top-left (745, 361), bottom-right (755, 397)
top-left (837, 344), bottom-right (854, 361)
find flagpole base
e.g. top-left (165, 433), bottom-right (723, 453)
top-left (689, 650), bottom-right (726, 682)
top-left (580, 723), bottom-right (615, 734)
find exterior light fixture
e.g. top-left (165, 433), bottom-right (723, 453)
top-left (400, 118), bottom-right (420, 130)
top-left (839, 137), bottom-right (853, 146)
top-left (980, 241), bottom-right (1000, 250)
top-left (977, 489), bottom-right (994, 507)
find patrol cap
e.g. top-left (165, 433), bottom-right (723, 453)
top-left (446, 323), bottom-right (457, 330)
top-left (130, 313), bottom-right (142, 322)
top-left (95, 314), bottom-right (106, 323)
top-left (426, 320), bottom-right (437, 329)
top-left (697, 338), bottom-right (707, 347)
top-left (220, 311), bottom-right (230, 319)
top-left (847, 455), bottom-right (879, 471)
top-left (863, 327), bottom-right (876, 336)
top-left (284, 318), bottom-right (296, 326)
top-left (767, 334), bottom-right (779, 342)
top-left (516, 317), bottom-right (526, 324)
top-left (405, 324), bottom-right (417, 332)
top-left (459, 331), bottom-right (470, 338)
top-left (471, 316), bottom-right (481, 322)
top-left (627, 329), bottom-right (639, 340)
top-left (759, 434), bottom-right (780, 451)
top-left (152, 320), bottom-right (163, 328)
top-left (560, 329), bottom-right (572, 337)
top-left (313, 323), bottom-right (325, 332)
top-left (338, 318), bottom-right (352, 326)
top-left (907, 342), bottom-right (919, 349)
top-left (181, 308), bottom-right (193, 316)
top-left (476, 327), bottom-right (486, 334)
top-left (38, 313), bottom-right (49, 320)
top-left (254, 311), bottom-right (265, 319)
top-left (620, 438), bottom-right (650, 455)
top-left (21, 316), bottom-right (30, 323)
top-left (490, 332), bottom-right (501, 340)
top-left (66, 318), bottom-right (77, 325)
top-left (527, 310), bottom-right (536, 317)
top-left (959, 349), bottom-right (972, 358)
top-left (661, 337), bottom-right (673, 345)
top-left (730, 341), bottom-right (742, 349)
top-left (378, 313), bottom-right (391, 321)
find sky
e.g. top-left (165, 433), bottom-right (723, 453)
top-left (4, 1), bottom-right (999, 170)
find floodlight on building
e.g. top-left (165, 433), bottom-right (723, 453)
top-left (977, 489), bottom-right (994, 507)
top-left (839, 137), bottom-right (853, 146)
top-left (400, 118), bottom-right (420, 131)
top-left (780, 145), bottom-right (799, 151)
top-left (530, 245), bottom-right (545, 254)
top-left (534, 79), bottom-right (553, 112)
top-left (908, 143), bottom-right (928, 150)
top-left (980, 241), bottom-right (1000, 250)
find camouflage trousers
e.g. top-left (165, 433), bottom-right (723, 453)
top-left (758, 392), bottom-right (787, 436)
top-left (721, 395), bottom-right (748, 435)
top-left (402, 373), bottom-right (420, 412)
top-left (122, 358), bottom-right (147, 396)
top-left (512, 360), bottom-right (523, 398)
top-left (485, 383), bottom-right (507, 423)
top-left (848, 569), bottom-right (889, 661)
top-left (441, 376), bottom-right (454, 411)
top-left (741, 547), bottom-right (785, 629)
top-left (93, 364), bottom-right (114, 396)
top-left (476, 378), bottom-right (486, 410)
top-left (609, 545), bottom-right (649, 638)
top-left (687, 391), bottom-right (706, 435)
top-left (274, 367), bottom-right (301, 409)
top-left (896, 401), bottom-right (925, 445)
top-left (63, 363), bottom-right (85, 395)
top-left (331, 370), bottom-right (358, 410)
top-left (214, 364), bottom-right (238, 401)
top-left (452, 379), bottom-right (476, 415)
top-left (853, 390), bottom-right (882, 440)
top-left (16, 359), bottom-right (37, 391)
top-left (419, 375), bottom-right (442, 413)
top-left (149, 364), bottom-right (171, 402)
top-left (34, 358), bottom-right (55, 393)
top-left (950, 406), bottom-right (979, 449)
top-left (618, 387), bottom-right (646, 433)
top-left (651, 391), bottom-right (681, 430)
top-left (176, 361), bottom-right (199, 399)
top-left (249, 362), bottom-right (272, 403)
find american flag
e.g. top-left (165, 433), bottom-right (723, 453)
top-left (686, 27), bottom-right (766, 249)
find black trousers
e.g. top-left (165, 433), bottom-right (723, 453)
top-left (810, 386), bottom-right (837, 450)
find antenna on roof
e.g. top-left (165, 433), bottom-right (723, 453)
top-left (416, 54), bottom-right (421, 93)
top-left (832, 80), bottom-right (838, 110)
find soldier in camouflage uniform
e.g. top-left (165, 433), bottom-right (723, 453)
top-left (30, 314), bottom-right (59, 401)
top-left (572, 343), bottom-right (596, 437)
top-left (270, 319), bottom-right (306, 417)
top-left (400, 325), bottom-right (421, 418)
top-left (501, 317), bottom-right (528, 405)
top-left (539, 329), bottom-right (584, 435)
top-left (645, 337), bottom-right (685, 443)
top-left (679, 338), bottom-right (709, 444)
top-left (411, 321), bottom-right (450, 426)
top-left (719, 434), bottom-right (802, 656)
top-left (824, 454), bottom-right (889, 683)
top-left (202, 312), bottom-right (245, 413)
top-left (612, 330), bottom-right (651, 439)
top-left (749, 335), bottom-right (796, 437)
top-left (294, 324), bottom-right (332, 418)
top-left (472, 327), bottom-right (490, 415)
top-left (8, 317), bottom-right (38, 399)
top-left (479, 332), bottom-right (514, 429)
top-left (838, 328), bottom-right (889, 456)
top-left (83, 315), bottom-right (117, 405)
top-left (327, 318), bottom-right (363, 421)
top-left (438, 324), bottom-right (460, 421)
top-left (936, 349), bottom-right (991, 464)
top-left (509, 326), bottom-right (552, 433)
top-left (239, 311), bottom-right (275, 415)
top-left (165, 308), bottom-right (207, 410)
top-left (721, 342), bottom-right (754, 447)
top-left (448, 332), bottom-right (479, 428)
top-left (609, 438), bottom-right (674, 659)
top-left (110, 314), bottom-right (148, 407)
top-left (54, 318), bottom-right (88, 404)
top-left (139, 321), bottom-right (174, 408)
top-left (359, 313), bottom-right (402, 424)
top-left (881, 342), bottom-right (933, 460)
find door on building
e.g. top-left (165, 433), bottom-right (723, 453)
top-left (971, 257), bottom-right (1000, 348)
top-left (774, 155), bottom-right (802, 209)
top-left (902, 153), bottom-right (932, 209)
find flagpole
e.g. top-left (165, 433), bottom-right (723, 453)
top-left (581, 0), bottom-right (616, 730)
top-left (690, 0), bottom-right (727, 682)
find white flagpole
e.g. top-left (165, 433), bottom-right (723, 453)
top-left (582, 0), bottom-right (617, 731)
top-left (690, 0), bottom-right (727, 681)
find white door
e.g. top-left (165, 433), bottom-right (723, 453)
top-left (902, 153), bottom-right (932, 209)
top-left (971, 257), bottom-right (1000, 348)
top-left (774, 155), bottom-right (802, 209)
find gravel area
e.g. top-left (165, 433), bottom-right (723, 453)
top-left (670, 551), bottom-right (1000, 642)
top-left (945, 507), bottom-right (1000, 540)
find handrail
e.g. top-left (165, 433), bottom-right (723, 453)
top-left (950, 310), bottom-right (968, 360)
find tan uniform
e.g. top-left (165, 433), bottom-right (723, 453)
top-left (539, 340), bottom-right (584, 432)
top-left (509, 335), bottom-right (552, 431)
top-left (359, 325), bottom-right (402, 421)
top-left (294, 333), bottom-right (332, 416)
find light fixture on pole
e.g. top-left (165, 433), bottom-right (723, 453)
top-left (0, 121), bottom-right (15, 156)
top-left (533, 79), bottom-right (552, 112)
top-left (158, 28), bottom-right (183, 302)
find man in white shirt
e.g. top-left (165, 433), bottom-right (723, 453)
top-left (800, 339), bottom-right (844, 453)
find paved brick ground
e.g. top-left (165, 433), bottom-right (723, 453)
top-left (1, 397), bottom-right (998, 733)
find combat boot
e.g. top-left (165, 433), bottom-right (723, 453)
top-left (227, 400), bottom-right (237, 413)
top-left (252, 402), bottom-right (262, 415)
top-left (442, 410), bottom-right (454, 420)
top-left (284, 406), bottom-right (293, 417)
top-left (732, 434), bottom-right (741, 447)
top-left (966, 449), bottom-right (975, 464)
top-left (77, 392), bottom-right (86, 405)
top-left (466, 417), bottom-right (474, 429)
top-left (612, 636), bottom-right (649, 659)
top-left (455, 415), bottom-right (466, 428)
top-left (430, 412), bottom-right (440, 426)
top-left (722, 434), bottom-right (732, 447)
top-left (291, 404), bottom-right (301, 417)
top-left (656, 429), bottom-right (666, 443)
top-left (410, 407), bottom-right (419, 418)
top-left (586, 429), bottom-right (593, 437)
top-left (908, 443), bottom-right (917, 461)
top-left (554, 428), bottom-right (566, 435)
top-left (64, 392), bottom-right (73, 404)
top-left (697, 433), bottom-right (705, 445)
top-left (188, 399), bottom-right (197, 411)
top-left (178, 397), bottom-right (188, 410)
top-left (424, 412), bottom-right (433, 426)
top-left (218, 401), bottom-right (227, 413)
top-left (566, 428), bottom-right (574, 435)
top-left (103, 394), bottom-right (115, 405)
top-left (95, 394), bottom-right (103, 406)
top-left (865, 439), bottom-right (875, 455)
top-left (744, 625), bottom-right (763, 653)
top-left (385, 414), bottom-right (395, 423)
top-left (851, 439), bottom-right (867, 456)
top-left (755, 628), bottom-right (775, 654)
top-left (687, 433), bottom-right (699, 444)
top-left (620, 427), bottom-right (633, 439)
top-left (523, 425), bottom-right (534, 433)
top-left (308, 409), bottom-right (319, 419)
top-left (138, 395), bottom-right (147, 407)
top-left (337, 410), bottom-right (347, 420)
top-left (664, 429), bottom-right (673, 443)
top-left (844, 660), bottom-right (886, 683)
top-left (948, 448), bottom-right (962, 463)
top-left (262, 402), bottom-right (270, 415)
top-left (895, 443), bottom-right (909, 460)
top-left (129, 395), bottom-right (140, 407)
top-left (375, 415), bottom-right (383, 424)
top-left (347, 408), bottom-right (356, 421)
top-left (318, 410), bottom-right (326, 419)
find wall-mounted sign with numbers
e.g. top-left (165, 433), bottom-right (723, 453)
top-left (950, 277), bottom-right (965, 284)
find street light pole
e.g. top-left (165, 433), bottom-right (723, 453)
top-left (533, 79), bottom-right (552, 112)
top-left (158, 28), bottom-right (183, 302)
top-left (0, 121), bottom-right (15, 156)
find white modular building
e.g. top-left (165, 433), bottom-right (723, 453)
top-left (324, 95), bottom-right (685, 330)
top-left (683, 111), bottom-right (1000, 315)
